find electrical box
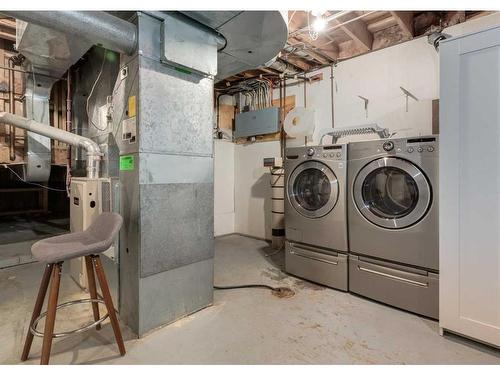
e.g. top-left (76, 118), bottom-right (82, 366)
top-left (69, 177), bottom-right (120, 288)
top-left (234, 107), bottom-right (280, 138)
top-left (263, 157), bottom-right (283, 168)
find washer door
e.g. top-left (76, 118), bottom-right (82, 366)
top-left (288, 161), bottom-right (339, 218)
top-left (353, 157), bottom-right (431, 229)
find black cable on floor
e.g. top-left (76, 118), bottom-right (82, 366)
top-left (214, 284), bottom-right (278, 291)
top-left (214, 284), bottom-right (295, 298)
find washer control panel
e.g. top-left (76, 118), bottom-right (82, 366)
top-left (349, 136), bottom-right (439, 160)
top-left (317, 145), bottom-right (345, 160)
top-left (373, 137), bottom-right (438, 155)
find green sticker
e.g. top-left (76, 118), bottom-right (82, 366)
top-left (175, 66), bottom-right (192, 75)
top-left (120, 155), bottom-right (135, 171)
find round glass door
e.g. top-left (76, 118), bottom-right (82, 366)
top-left (288, 161), bottom-right (339, 218)
top-left (353, 157), bottom-right (431, 229)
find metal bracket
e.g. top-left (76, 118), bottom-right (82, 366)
top-left (358, 95), bottom-right (369, 118)
top-left (400, 86), bottom-right (419, 112)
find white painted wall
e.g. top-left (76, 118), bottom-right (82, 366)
top-left (234, 141), bottom-right (281, 239)
top-left (214, 139), bottom-right (235, 236)
top-left (216, 13), bottom-right (500, 240)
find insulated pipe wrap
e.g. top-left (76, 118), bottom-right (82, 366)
top-left (4, 11), bottom-right (137, 55)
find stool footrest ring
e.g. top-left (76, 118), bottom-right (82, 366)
top-left (30, 298), bottom-right (109, 338)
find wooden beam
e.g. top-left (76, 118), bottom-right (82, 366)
top-left (333, 14), bottom-right (373, 52)
top-left (280, 53), bottom-right (313, 71)
top-left (390, 11), bottom-right (414, 38)
top-left (290, 34), bottom-right (339, 63)
top-left (0, 30), bottom-right (15, 41)
top-left (0, 18), bottom-right (16, 29)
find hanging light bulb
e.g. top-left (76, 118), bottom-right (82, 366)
top-left (311, 10), bottom-right (326, 17)
top-left (312, 15), bottom-right (327, 33)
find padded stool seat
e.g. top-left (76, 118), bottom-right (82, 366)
top-left (22, 212), bottom-right (125, 365)
top-left (31, 212), bottom-right (122, 263)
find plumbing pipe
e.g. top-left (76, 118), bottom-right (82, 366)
top-left (8, 58), bottom-right (15, 161)
top-left (330, 64), bottom-right (335, 128)
top-left (66, 69), bottom-right (72, 196)
top-left (3, 11), bottom-right (137, 55)
top-left (0, 112), bottom-right (101, 179)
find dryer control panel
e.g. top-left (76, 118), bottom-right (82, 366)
top-left (286, 144), bottom-right (347, 162)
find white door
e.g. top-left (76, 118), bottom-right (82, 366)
top-left (440, 26), bottom-right (500, 347)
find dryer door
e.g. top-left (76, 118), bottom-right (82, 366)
top-left (353, 157), bottom-right (431, 229)
top-left (288, 161), bottom-right (339, 219)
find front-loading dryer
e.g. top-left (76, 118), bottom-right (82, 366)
top-left (347, 136), bottom-right (439, 318)
top-left (284, 144), bottom-right (348, 290)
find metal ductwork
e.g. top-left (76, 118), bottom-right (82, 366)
top-left (4, 10), bottom-right (137, 181)
top-left (4, 11), bottom-right (137, 55)
top-left (0, 112), bottom-right (101, 179)
top-left (182, 11), bottom-right (288, 80)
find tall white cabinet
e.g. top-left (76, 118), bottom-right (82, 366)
top-left (439, 25), bottom-right (500, 348)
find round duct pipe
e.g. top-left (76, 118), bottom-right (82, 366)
top-left (4, 11), bottom-right (137, 55)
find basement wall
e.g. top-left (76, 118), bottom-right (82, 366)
top-left (214, 139), bottom-right (235, 236)
top-left (215, 12), bottom-right (500, 241)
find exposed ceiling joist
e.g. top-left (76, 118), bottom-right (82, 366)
top-left (333, 13), bottom-right (373, 52)
top-left (289, 35), bottom-right (338, 63)
top-left (390, 11), bottom-right (414, 38)
top-left (217, 10), bottom-right (493, 88)
top-left (280, 53), bottom-right (313, 71)
top-left (0, 30), bottom-right (15, 41)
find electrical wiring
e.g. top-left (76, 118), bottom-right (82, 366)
top-left (86, 49), bottom-right (108, 132)
top-left (2, 165), bottom-right (67, 192)
top-left (307, 12), bottom-right (319, 41)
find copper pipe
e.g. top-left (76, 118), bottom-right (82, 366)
top-left (0, 64), bottom-right (64, 80)
top-left (8, 58), bottom-right (15, 161)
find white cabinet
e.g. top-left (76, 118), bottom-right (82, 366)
top-left (439, 25), bottom-right (500, 348)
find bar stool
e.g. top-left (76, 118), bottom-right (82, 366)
top-left (21, 212), bottom-right (126, 365)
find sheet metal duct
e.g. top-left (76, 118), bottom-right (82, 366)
top-left (6, 11), bottom-right (137, 55)
top-left (182, 11), bottom-right (288, 80)
top-left (6, 10), bottom-right (137, 181)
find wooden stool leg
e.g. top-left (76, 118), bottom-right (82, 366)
top-left (92, 255), bottom-right (126, 356)
top-left (21, 263), bottom-right (54, 361)
top-left (84, 256), bottom-right (101, 330)
top-left (40, 262), bottom-right (62, 365)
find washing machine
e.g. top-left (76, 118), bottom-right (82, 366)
top-left (347, 136), bottom-right (439, 318)
top-left (284, 144), bottom-right (348, 291)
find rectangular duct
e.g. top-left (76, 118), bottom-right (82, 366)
top-left (15, 19), bottom-right (93, 181)
top-left (115, 12), bottom-right (216, 336)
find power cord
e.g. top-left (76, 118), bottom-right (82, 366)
top-left (214, 284), bottom-right (280, 292)
top-left (2, 164), bottom-right (67, 192)
top-left (86, 49), bottom-right (108, 132)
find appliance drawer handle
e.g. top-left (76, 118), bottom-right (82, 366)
top-left (358, 266), bottom-right (428, 287)
top-left (290, 249), bottom-right (339, 265)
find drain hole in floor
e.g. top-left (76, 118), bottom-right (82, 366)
top-left (272, 287), bottom-right (295, 298)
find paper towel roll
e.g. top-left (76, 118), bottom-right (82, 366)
top-left (284, 107), bottom-right (316, 137)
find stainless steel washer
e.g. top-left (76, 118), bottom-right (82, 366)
top-left (347, 136), bottom-right (439, 318)
top-left (284, 144), bottom-right (348, 291)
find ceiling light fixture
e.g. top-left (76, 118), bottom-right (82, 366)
top-left (312, 16), bottom-right (327, 33)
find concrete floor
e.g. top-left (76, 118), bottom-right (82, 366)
top-left (0, 216), bottom-right (69, 268)
top-left (1, 234), bottom-right (499, 364)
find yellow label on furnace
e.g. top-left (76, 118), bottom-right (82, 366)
top-left (128, 96), bottom-right (136, 118)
